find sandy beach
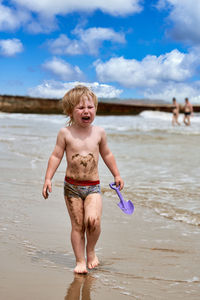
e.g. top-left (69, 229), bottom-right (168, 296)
top-left (1, 112), bottom-right (200, 299)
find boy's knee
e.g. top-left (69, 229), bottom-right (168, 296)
top-left (73, 225), bottom-right (85, 238)
top-left (86, 216), bottom-right (100, 234)
top-left (73, 217), bottom-right (85, 234)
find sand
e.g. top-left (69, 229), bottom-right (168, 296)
top-left (1, 179), bottom-right (200, 299)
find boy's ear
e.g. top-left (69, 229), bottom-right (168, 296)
top-left (69, 114), bottom-right (73, 121)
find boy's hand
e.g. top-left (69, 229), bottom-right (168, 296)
top-left (115, 176), bottom-right (124, 190)
top-left (42, 179), bottom-right (52, 199)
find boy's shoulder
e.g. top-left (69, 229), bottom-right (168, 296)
top-left (59, 126), bottom-right (69, 134)
top-left (57, 126), bottom-right (71, 138)
top-left (92, 125), bottom-right (105, 134)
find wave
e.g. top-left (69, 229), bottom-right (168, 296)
top-left (1, 111), bottom-right (200, 135)
top-left (134, 194), bottom-right (200, 227)
top-left (141, 110), bottom-right (200, 123)
top-left (0, 112), bottom-right (66, 125)
top-left (96, 112), bottom-right (200, 135)
top-left (103, 186), bottom-right (200, 227)
top-left (152, 202), bottom-right (200, 227)
top-left (140, 110), bottom-right (172, 121)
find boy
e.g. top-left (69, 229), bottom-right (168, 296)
top-left (42, 85), bottom-right (124, 274)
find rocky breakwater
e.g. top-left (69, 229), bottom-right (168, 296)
top-left (0, 95), bottom-right (63, 114)
top-left (0, 95), bottom-right (200, 115)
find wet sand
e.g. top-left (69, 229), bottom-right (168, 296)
top-left (1, 165), bottom-right (200, 299)
top-left (1, 113), bottom-right (200, 299)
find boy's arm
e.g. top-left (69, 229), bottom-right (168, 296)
top-left (99, 128), bottom-right (124, 190)
top-left (42, 129), bottom-right (66, 199)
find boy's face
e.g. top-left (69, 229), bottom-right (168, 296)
top-left (71, 94), bottom-right (96, 127)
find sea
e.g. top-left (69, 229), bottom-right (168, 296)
top-left (1, 111), bottom-right (199, 226)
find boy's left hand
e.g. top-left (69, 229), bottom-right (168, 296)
top-left (115, 176), bottom-right (124, 190)
top-left (42, 179), bottom-right (52, 199)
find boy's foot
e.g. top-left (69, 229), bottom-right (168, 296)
top-left (74, 262), bottom-right (88, 274)
top-left (87, 250), bottom-right (99, 269)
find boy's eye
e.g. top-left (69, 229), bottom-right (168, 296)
top-left (77, 105), bottom-right (94, 110)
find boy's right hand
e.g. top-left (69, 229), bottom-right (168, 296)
top-left (115, 175), bottom-right (124, 190)
top-left (42, 179), bottom-right (52, 199)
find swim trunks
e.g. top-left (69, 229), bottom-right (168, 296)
top-left (64, 177), bottom-right (101, 200)
top-left (184, 112), bottom-right (191, 116)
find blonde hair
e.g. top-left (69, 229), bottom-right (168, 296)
top-left (62, 85), bottom-right (98, 125)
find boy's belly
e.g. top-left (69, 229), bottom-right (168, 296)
top-left (66, 153), bottom-right (99, 181)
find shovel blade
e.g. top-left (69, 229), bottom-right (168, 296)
top-left (118, 200), bottom-right (134, 215)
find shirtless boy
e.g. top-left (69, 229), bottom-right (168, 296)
top-left (42, 85), bottom-right (124, 274)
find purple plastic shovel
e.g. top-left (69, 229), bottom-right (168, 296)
top-left (109, 183), bottom-right (134, 215)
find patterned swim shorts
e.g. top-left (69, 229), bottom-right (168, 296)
top-left (64, 177), bottom-right (101, 200)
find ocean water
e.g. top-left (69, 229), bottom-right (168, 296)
top-left (1, 111), bottom-right (200, 227)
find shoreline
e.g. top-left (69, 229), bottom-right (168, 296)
top-left (1, 94), bottom-right (200, 115)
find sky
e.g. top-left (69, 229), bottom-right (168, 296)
top-left (0, 0), bottom-right (200, 103)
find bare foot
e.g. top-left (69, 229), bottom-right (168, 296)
top-left (74, 262), bottom-right (88, 274)
top-left (87, 250), bottom-right (99, 269)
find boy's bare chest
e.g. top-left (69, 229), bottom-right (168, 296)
top-left (66, 134), bottom-right (100, 153)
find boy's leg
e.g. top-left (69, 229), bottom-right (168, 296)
top-left (64, 196), bottom-right (87, 274)
top-left (84, 193), bottom-right (102, 269)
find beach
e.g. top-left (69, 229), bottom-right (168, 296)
top-left (1, 112), bottom-right (200, 299)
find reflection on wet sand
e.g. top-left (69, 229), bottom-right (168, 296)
top-left (65, 274), bottom-right (96, 300)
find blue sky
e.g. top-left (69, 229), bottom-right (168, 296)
top-left (0, 0), bottom-right (200, 103)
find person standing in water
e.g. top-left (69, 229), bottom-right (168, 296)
top-left (183, 97), bottom-right (193, 126)
top-left (172, 97), bottom-right (180, 126)
top-left (42, 85), bottom-right (124, 274)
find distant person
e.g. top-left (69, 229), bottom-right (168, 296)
top-left (172, 97), bottom-right (180, 126)
top-left (183, 97), bottom-right (193, 126)
top-left (42, 85), bottom-right (124, 274)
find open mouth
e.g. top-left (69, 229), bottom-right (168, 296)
top-left (82, 116), bottom-right (90, 121)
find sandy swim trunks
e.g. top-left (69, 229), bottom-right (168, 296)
top-left (64, 176), bottom-right (101, 200)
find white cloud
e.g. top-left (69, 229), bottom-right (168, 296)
top-left (143, 81), bottom-right (200, 104)
top-left (48, 34), bottom-right (81, 55)
top-left (12, 0), bottom-right (142, 17)
top-left (28, 80), bottom-right (122, 98)
top-left (94, 47), bottom-right (200, 102)
top-left (0, 2), bottom-right (56, 33)
top-left (0, 3), bottom-right (30, 31)
top-left (0, 0), bottom-right (141, 33)
top-left (156, 0), bottom-right (200, 44)
top-left (48, 27), bottom-right (125, 56)
top-left (94, 49), bottom-right (199, 88)
top-left (0, 1), bottom-right (142, 33)
top-left (0, 38), bottom-right (23, 56)
top-left (42, 57), bottom-right (83, 81)
top-left (25, 16), bottom-right (58, 33)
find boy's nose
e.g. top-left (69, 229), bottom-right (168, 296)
top-left (83, 107), bottom-right (89, 113)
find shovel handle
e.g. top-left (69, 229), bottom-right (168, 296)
top-left (109, 182), bottom-right (134, 214)
top-left (109, 182), bottom-right (120, 191)
top-left (109, 183), bottom-right (123, 203)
